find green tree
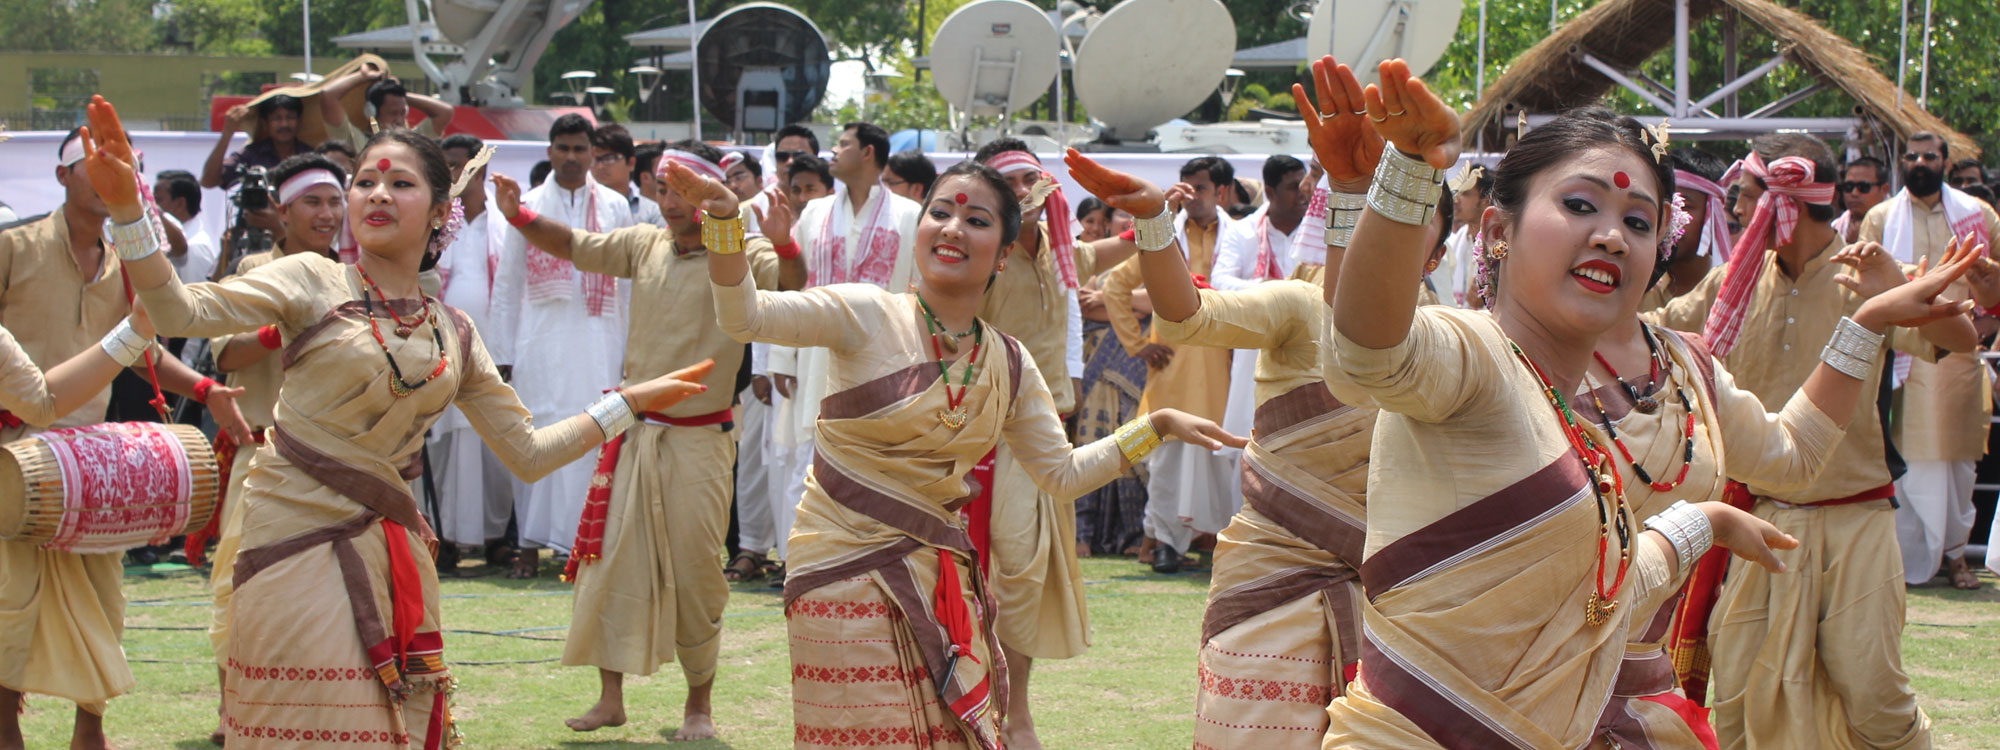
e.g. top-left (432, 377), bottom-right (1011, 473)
top-left (0, 0), bottom-right (159, 53)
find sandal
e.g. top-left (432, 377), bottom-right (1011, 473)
top-left (764, 560), bottom-right (787, 588)
top-left (1948, 557), bottom-right (1982, 590)
top-left (725, 551), bottom-right (768, 583)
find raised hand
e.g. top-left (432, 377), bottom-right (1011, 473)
top-left (80, 96), bottom-right (144, 223)
top-left (223, 104), bottom-right (254, 134)
top-left (753, 187), bottom-right (795, 245)
top-left (1164, 182), bottom-right (1196, 215)
top-left (662, 163), bottom-right (740, 219)
top-left (1964, 253), bottom-right (2000, 309)
top-left (1063, 148), bottom-right (1165, 219)
top-left (1294, 56), bottom-right (1384, 189)
top-left (624, 359), bottom-right (715, 414)
top-left (1853, 235), bottom-right (1982, 329)
top-left (1830, 241), bottom-right (1907, 299)
top-left (491, 173), bottom-right (524, 221)
top-left (1362, 59), bottom-right (1462, 170)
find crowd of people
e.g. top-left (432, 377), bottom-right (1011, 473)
top-left (0, 51), bottom-right (1997, 750)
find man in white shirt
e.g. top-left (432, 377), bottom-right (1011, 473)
top-left (154, 170), bottom-right (220, 283)
top-left (429, 134), bottom-right (516, 561)
top-left (1437, 165), bottom-right (1492, 308)
top-left (492, 113), bottom-right (636, 577)
top-left (595, 124), bottom-right (664, 228)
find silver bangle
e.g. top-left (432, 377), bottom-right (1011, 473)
top-left (106, 217), bottom-right (161, 262)
top-left (1133, 209), bottom-right (1175, 253)
top-left (1642, 500), bottom-right (1712, 572)
top-left (1327, 199), bottom-right (1363, 248)
top-left (1819, 316), bottom-right (1884, 379)
top-left (1367, 149), bottom-right (1444, 226)
top-left (98, 318), bottom-right (150, 366)
top-left (587, 390), bottom-right (638, 438)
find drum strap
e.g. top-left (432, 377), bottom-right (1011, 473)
top-left (119, 274), bottom-right (170, 419)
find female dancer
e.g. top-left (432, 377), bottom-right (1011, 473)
top-left (666, 157), bottom-right (1241, 748)
top-left (78, 96), bottom-right (708, 748)
top-left (1062, 127), bottom-right (1446, 746)
top-left (1310, 59), bottom-right (1973, 748)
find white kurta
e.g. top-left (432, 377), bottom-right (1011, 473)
top-left (1437, 224), bottom-right (1477, 308)
top-left (1210, 208), bottom-right (1298, 439)
top-left (491, 180), bottom-right (634, 551)
top-left (430, 209), bottom-right (516, 545)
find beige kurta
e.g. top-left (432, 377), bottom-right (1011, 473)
top-left (1653, 240), bottom-right (1938, 749)
top-left (558, 225), bottom-right (778, 680)
top-left (0, 207), bottom-right (138, 714)
top-left (139, 251), bottom-right (601, 748)
top-left (980, 221), bottom-right (1099, 659)
top-left (1575, 325), bottom-right (1843, 749)
top-left (711, 276), bottom-right (1123, 749)
top-left (1103, 218), bottom-right (1230, 421)
top-left (1156, 278), bottom-right (1373, 748)
top-left (1857, 199), bottom-right (2000, 462)
top-left (1318, 306), bottom-right (1687, 749)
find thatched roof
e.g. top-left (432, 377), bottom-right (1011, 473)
top-left (1463, 0), bottom-right (1978, 158)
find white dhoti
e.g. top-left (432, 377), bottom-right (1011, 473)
top-left (734, 386), bottom-right (779, 555)
top-left (432, 405), bottom-right (515, 546)
top-left (1894, 459), bottom-right (1979, 583)
top-left (1143, 442), bottom-right (1238, 555)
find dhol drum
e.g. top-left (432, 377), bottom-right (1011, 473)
top-left (0, 422), bottom-right (220, 553)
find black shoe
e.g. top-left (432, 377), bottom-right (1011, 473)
top-left (1151, 546), bottom-right (1182, 574)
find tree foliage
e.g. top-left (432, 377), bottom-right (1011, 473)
top-left (0, 0), bottom-right (160, 53)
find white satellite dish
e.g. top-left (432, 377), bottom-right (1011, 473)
top-left (1072, 0), bottom-right (1234, 141)
top-left (930, 0), bottom-right (1061, 120)
top-left (1306, 0), bottom-right (1462, 87)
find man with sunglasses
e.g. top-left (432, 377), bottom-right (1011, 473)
top-left (765, 124), bottom-right (819, 189)
top-left (1833, 157), bottom-right (1888, 243)
top-left (1859, 131), bottom-right (2000, 591)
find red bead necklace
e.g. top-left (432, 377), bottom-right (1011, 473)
top-left (918, 294), bottom-right (982, 430)
top-left (1588, 328), bottom-right (1698, 493)
top-left (1510, 341), bottom-right (1633, 627)
top-left (357, 263), bottom-right (448, 398)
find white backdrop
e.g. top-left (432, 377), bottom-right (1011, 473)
top-left (0, 131), bottom-right (1284, 240)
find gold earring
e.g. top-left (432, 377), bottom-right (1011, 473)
top-left (997, 261), bottom-right (1008, 272)
top-left (431, 220), bottom-right (443, 229)
top-left (1424, 258), bottom-right (1440, 273)
top-left (1488, 240), bottom-right (1508, 261)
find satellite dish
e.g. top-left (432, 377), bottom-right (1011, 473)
top-left (929, 0), bottom-right (1061, 119)
top-left (430, 0), bottom-right (586, 104)
top-left (695, 2), bottom-right (832, 137)
top-left (1072, 0), bottom-right (1234, 141)
top-left (1306, 0), bottom-right (1462, 87)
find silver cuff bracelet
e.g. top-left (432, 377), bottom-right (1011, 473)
top-left (587, 390), bottom-right (638, 439)
top-left (99, 318), bottom-right (150, 367)
top-left (1133, 209), bottom-right (1176, 253)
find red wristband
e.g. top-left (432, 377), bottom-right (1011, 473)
top-left (772, 240), bottom-right (801, 260)
top-left (1118, 229), bottom-right (1137, 243)
top-left (508, 208), bottom-right (538, 229)
top-left (192, 377), bottom-right (218, 405)
top-left (1984, 302), bottom-right (2000, 318)
top-left (1191, 273), bottom-right (1213, 290)
top-left (257, 325), bottom-right (283, 350)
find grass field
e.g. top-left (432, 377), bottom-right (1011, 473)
top-left (14, 556), bottom-right (2000, 749)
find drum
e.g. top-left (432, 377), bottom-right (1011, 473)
top-left (0, 422), bottom-right (220, 554)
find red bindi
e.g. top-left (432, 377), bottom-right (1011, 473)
top-left (377, 158), bottom-right (392, 172)
top-left (954, 192), bottom-right (968, 205)
top-left (1613, 171), bottom-right (1631, 189)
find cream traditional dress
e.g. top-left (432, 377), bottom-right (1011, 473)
top-left (977, 222), bottom-right (1100, 661)
top-left (140, 251), bottom-right (603, 749)
top-left (712, 274), bottom-right (1125, 750)
top-left (1572, 323), bottom-right (1844, 749)
top-left (1154, 271), bottom-right (1371, 749)
top-left (557, 225), bottom-right (778, 682)
top-left (0, 207), bottom-right (146, 715)
top-left (1318, 306), bottom-right (1701, 749)
top-left (1653, 240), bottom-right (1938, 750)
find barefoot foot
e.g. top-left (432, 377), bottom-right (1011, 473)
top-left (564, 702), bottom-right (627, 732)
top-left (671, 712), bottom-right (716, 742)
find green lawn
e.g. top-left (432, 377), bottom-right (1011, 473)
top-left (14, 557), bottom-right (2000, 748)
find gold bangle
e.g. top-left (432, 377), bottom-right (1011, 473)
top-left (701, 211), bottom-right (746, 255)
top-left (1113, 416), bottom-right (1164, 465)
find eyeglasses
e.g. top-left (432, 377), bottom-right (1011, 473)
top-left (776, 150), bottom-right (805, 162)
top-left (594, 153), bottom-right (627, 165)
top-left (1838, 181), bottom-right (1882, 193)
top-left (1900, 152), bottom-right (1943, 163)
top-left (882, 177), bottom-right (908, 188)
